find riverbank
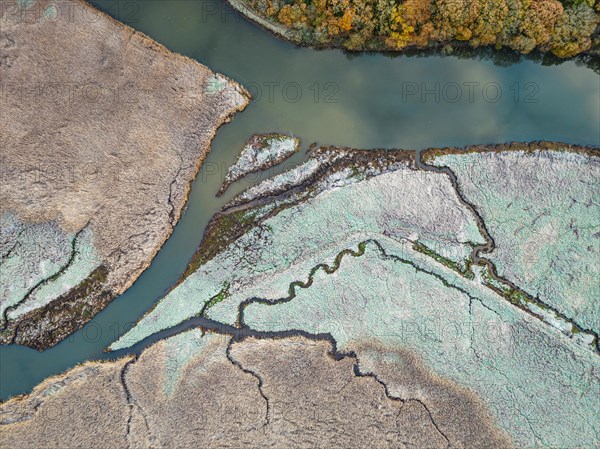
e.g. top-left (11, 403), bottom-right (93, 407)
top-left (2, 0), bottom-right (598, 406)
top-left (3, 141), bottom-right (599, 448)
top-left (226, 0), bottom-right (599, 59)
top-left (0, 0), bottom-right (250, 350)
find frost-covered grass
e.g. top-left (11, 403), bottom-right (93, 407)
top-left (227, 148), bottom-right (410, 208)
top-left (227, 157), bottom-right (322, 206)
top-left (243, 238), bottom-right (600, 449)
top-left (0, 214), bottom-right (101, 322)
top-left (104, 146), bottom-right (600, 448)
top-left (473, 265), bottom-right (595, 348)
top-left (432, 150), bottom-right (600, 334)
top-left (8, 226), bottom-right (100, 319)
top-left (205, 75), bottom-right (229, 95)
top-left (221, 133), bottom-right (300, 193)
top-left (110, 163), bottom-right (484, 350)
top-left (161, 329), bottom-right (221, 396)
top-left (1, 213), bottom-right (72, 322)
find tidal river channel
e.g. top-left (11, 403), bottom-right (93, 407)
top-left (1, 0), bottom-right (599, 400)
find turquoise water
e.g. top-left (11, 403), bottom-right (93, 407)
top-left (1, 0), bottom-right (598, 400)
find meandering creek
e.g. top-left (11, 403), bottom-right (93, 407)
top-left (1, 0), bottom-right (598, 400)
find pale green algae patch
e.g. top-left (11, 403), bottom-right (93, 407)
top-left (110, 162), bottom-right (485, 350)
top-left (431, 150), bottom-right (600, 334)
top-left (242, 238), bottom-right (600, 449)
top-left (160, 329), bottom-right (225, 396)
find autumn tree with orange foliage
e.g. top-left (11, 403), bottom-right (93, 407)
top-left (241, 0), bottom-right (599, 57)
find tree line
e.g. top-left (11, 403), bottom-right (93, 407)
top-left (242, 0), bottom-right (599, 57)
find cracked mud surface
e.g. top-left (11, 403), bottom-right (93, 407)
top-left (0, 0), bottom-right (249, 349)
top-left (0, 331), bottom-right (512, 449)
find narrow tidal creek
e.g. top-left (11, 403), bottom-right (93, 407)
top-left (1, 0), bottom-right (598, 400)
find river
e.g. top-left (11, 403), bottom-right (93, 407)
top-left (1, 0), bottom-right (598, 400)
